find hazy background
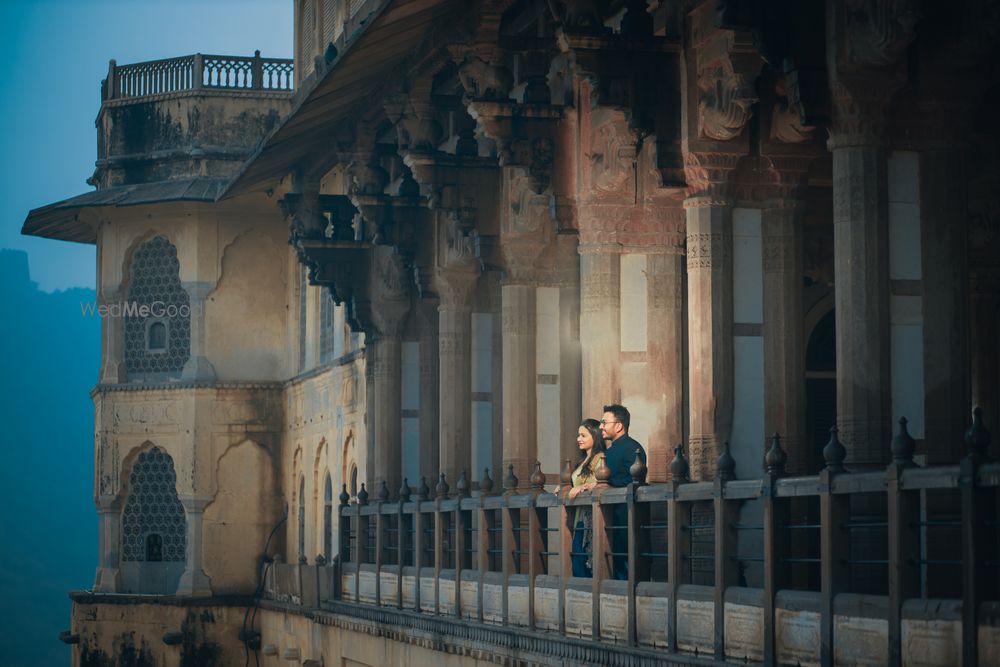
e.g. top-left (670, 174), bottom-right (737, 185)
top-left (0, 2), bottom-right (291, 664)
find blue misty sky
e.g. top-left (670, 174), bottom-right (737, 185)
top-left (1, 0), bottom-right (293, 293)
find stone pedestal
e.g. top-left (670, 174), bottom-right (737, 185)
top-left (762, 202), bottom-right (806, 472)
top-left (685, 197), bottom-right (734, 480)
top-left (176, 495), bottom-right (212, 597)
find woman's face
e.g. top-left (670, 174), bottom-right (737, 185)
top-left (577, 426), bottom-right (594, 452)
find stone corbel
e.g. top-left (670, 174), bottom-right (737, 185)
top-left (841, 0), bottom-right (920, 69)
top-left (467, 101), bottom-right (563, 194)
top-left (346, 123), bottom-right (389, 197)
top-left (770, 77), bottom-right (815, 144)
top-left (366, 245), bottom-right (412, 338)
top-left (587, 107), bottom-right (642, 199)
top-left (683, 150), bottom-right (741, 202)
top-left (691, 3), bottom-right (761, 142)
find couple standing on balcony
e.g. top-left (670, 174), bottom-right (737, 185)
top-left (561, 404), bottom-right (646, 580)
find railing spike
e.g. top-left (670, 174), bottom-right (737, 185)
top-left (456, 469), bottom-right (470, 498)
top-left (504, 464), bottom-right (519, 492)
top-left (530, 461), bottom-right (546, 490)
top-left (716, 441), bottom-right (736, 482)
top-left (765, 432), bottom-right (787, 476)
top-left (669, 444), bottom-right (690, 482)
top-left (965, 406), bottom-right (992, 463)
top-left (436, 472), bottom-right (450, 499)
top-left (823, 425), bottom-right (847, 473)
top-left (480, 468), bottom-right (494, 495)
top-left (890, 417), bottom-right (916, 466)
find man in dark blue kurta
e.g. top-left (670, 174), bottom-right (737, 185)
top-left (599, 404), bottom-right (646, 580)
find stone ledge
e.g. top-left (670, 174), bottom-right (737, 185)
top-left (69, 590), bottom-right (254, 607)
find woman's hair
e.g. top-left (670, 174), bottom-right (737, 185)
top-left (578, 418), bottom-right (606, 475)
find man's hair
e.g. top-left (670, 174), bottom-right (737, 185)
top-left (602, 404), bottom-right (630, 432)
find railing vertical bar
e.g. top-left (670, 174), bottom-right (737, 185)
top-left (413, 508), bottom-right (424, 612)
top-left (434, 499), bottom-right (443, 616)
top-left (820, 467), bottom-right (849, 667)
top-left (374, 502), bottom-right (384, 606)
top-left (501, 504), bottom-right (515, 625)
top-left (477, 500), bottom-right (488, 623)
top-left (887, 460), bottom-right (919, 667)
top-left (591, 493), bottom-right (608, 640)
top-left (627, 484), bottom-right (640, 647)
top-left (713, 476), bottom-right (737, 661)
top-left (667, 478), bottom-right (689, 653)
top-left (960, 455), bottom-right (979, 667)
top-left (455, 504), bottom-right (466, 619)
top-left (559, 492), bottom-right (571, 635)
top-left (761, 471), bottom-right (784, 667)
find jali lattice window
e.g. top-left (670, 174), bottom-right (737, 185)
top-left (124, 236), bottom-right (190, 378)
top-left (122, 447), bottom-right (186, 562)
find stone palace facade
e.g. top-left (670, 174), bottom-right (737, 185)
top-left (23, 1), bottom-right (1000, 665)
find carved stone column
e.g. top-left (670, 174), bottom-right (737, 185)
top-left (437, 265), bottom-right (479, 485)
top-left (176, 495), bottom-right (212, 596)
top-left (181, 282), bottom-right (216, 382)
top-left (579, 243), bottom-right (621, 411)
top-left (827, 81), bottom-right (894, 467)
top-left (416, 301), bottom-right (440, 484)
top-left (501, 258), bottom-right (537, 488)
top-left (367, 246), bottom-right (411, 494)
top-left (684, 152), bottom-right (738, 480)
top-left (98, 285), bottom-right (125, 384)
top-left (93, 494), bottom-right (122, 593)
top-left (761, 200), bottom-right (806, 472)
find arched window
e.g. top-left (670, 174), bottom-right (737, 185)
top-left (122, 447), bottom-right (186, 563)
top-left (323, 472), bottom-right (333, 561)
top-left (298, 476), bottom-right (306, 561)
top-left (124, 236), bottom-right (190, 379)
top-left (349, 464), bottom-right (358, 498)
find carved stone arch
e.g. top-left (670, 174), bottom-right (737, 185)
top-left (341, 430), bottom-right (357, 497)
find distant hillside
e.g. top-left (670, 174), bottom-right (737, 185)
top-left (0, 248), bottom-right (99, 667)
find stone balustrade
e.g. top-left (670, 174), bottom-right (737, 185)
top-left (261, 411), bottom-right (1000, 667)
top-left (103, 51), bottom-right (293, 102)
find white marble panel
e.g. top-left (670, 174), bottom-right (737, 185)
top-left (733, 207), bottom-right (763, 324)
top-left (888, 150), bottom-right (919, 204)
top-left (483, 583), bottom-right (503, 624)
top-left (677, 599), bottom-right (714, 654)
top-left (340, 573), bottom-right (357, 602)
top-left (460, 580), bottom-right (478, 620)
top-left (637, 595), bottom-right (670, 648)
top-left (419, 577), bottom-right (436, 613)
top-left (901, 618), bottom-right (961, 667)
top-left (472, 400), bottom-right (493, 476)
top-left (564, 588), bottom-right (593, 637)
top-left (358, 570), bottom-right (377, 604)
top-left (776, 608), bottom-right (820, 667)
top-left (438, 578), bottom-right (455, 615)
top-left (732, 335), bottom-right (765, 480)
top-left (891, 309), bottom-right (925, 438)
top-left (600, 593), bottom-right (628, 641)
top-left (378, 571), bottom-right (398, 606)
top-left (536, 286), bottom-right (560, 373)
top-left (402, 416), bottom-right (420, 488)
top-left (471, 313), bottom-right (493, 393)
top-left (725, 602), bottom-right (763, 661)
top-left (980, 624), bottom-right (1000, 666)
top-left (401, 574), bottom-right (416, 608)
top-left (508, 585), bottom-right (530, 627)
top-left (834, 615), bottom-right (888, 666)
top-left (537, 383), bottom-right (560, 474)
top-left (620, 254), bottom-right (648, 352)
top-left (889, 202), bottom-right (922, 280)
top-left (401, 342), bottom-right (420, 409)
top-left (534, 587), bottom-right (560, 631)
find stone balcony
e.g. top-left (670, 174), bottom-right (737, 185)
top-left (92, 52), bottom-right (294, 189)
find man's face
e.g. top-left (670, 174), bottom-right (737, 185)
top-left (600, 412), bottom-right (622, 442)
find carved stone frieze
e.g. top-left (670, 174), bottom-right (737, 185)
top-left (466, 101), bottom-right (563, 194)
top-left (113, 401), bottom-right (180, 434)
top-left (827, 78), bottom-right (896, 149)
top-left (587, 109), bottom-right (639, 198)
top-left (841, 0), bottom-right (920, 69)
top-left (770, 101), bottom-right (815, 144)
top-left (685, 232), bottom-right (731, 271)
top-left (457, 55), bottom-right (513, 102)
top-left (683, 151), bottom-right (740, 200)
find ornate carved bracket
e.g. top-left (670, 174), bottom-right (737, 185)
top-left (467, 101), bottom-right (563, 194)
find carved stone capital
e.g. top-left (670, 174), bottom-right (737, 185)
top-left (368, 245), bottom-right (411, 337)
top-left (683, 151), bottom-right (740, 200)
top-left (826, 78), bottom-right (898, 149)
top-left (466, 101), bottom-right (563, 194)
top-left (436, 263), bottom-right (480, 310)
top-left (685, 230), bottom-right (731, 271)
top-left (836, 0), bottom-right (920, 70)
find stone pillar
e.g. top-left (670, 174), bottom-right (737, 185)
top-left (501, 280), bottom-right (536, 486)
top-left (437, 268), bottom-right (478, 485)
top-left (98, 287), bottom-right (125, 384)
top-left (684, 195), bottom-right (734, 480)
top-left (181, 283), bottom-right (216, 381)
top-left (579, 244), bottom-right (621, 411)
top-left (828, 82), bottom-right (893, 467)
top-left (93, 494), bottom-right (122, 593)
top-left (370, 334), bottom-right (404, 494)
top-left (417, 301), bottom-right (440, 484)
top-left (920, 140), bottom-right (970, 463)
top-left (761, 201), bottom-right (806, 472)
top-left (646, 250), bottom-right (687, 481)
top-left (176, 495), bottom-right (212, 596)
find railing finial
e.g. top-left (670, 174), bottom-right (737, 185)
top-left (530, 461), bottom-right (546, 490)
top-left (504, 464), bottom-right (519, 492)
top-left (890, 416), bottom-right (916, 467)
top-left (560, 458), bottom-right (574, 488)
top-left (823, 425), bottom-right (847, 473)
top-left (716, 441), bottom-right (736, 482)
top-left (480, 468), bottom-right (494, 495)
top-left (765, 432), bottom-right (787, 476)
top-left (338, 484), bottom-right (350, 506)
top-left (357, 482), bottom-right (369, 505)
top-left (315, 554), bottom-right (326, 566)
top-left (418, 476), bottom-right (431, 501)
top-left (398, 478), bottom-right (411, 502)
top-left (595, 456), bottom-right (611, 486)
top-left (436, 473), bottom-right (450, 499)
top-left (965, 406), bottom-right (992, 463)
top-left (629, 453), bottom-right (648, 485)
top-left (669, 444), bottom-right (689, 482)
top-left (377, 479), bottom-right (390, 502)
top-left (456, 469), bottom-right (470, 498)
